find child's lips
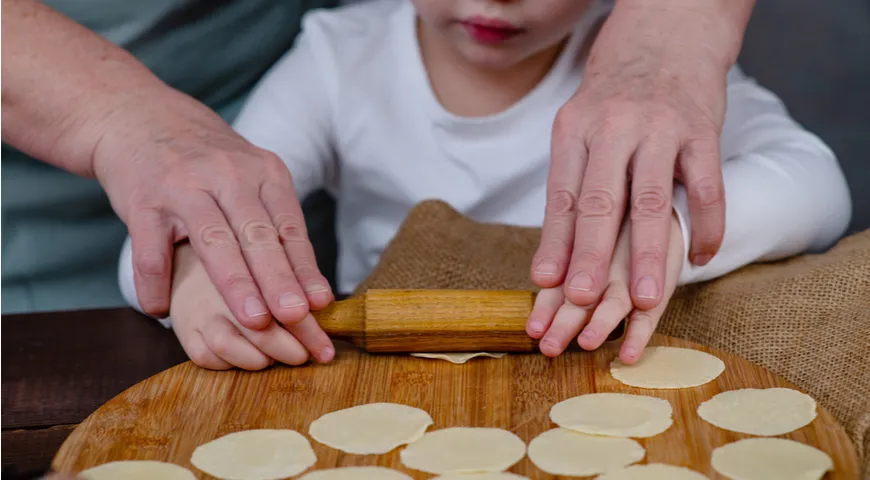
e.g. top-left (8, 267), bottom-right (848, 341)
top-left (460, 16), bottom-right (523, 44)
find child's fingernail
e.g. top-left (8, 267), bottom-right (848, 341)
top-left (305, 283), bottom-right (329, 294)
top-left (534, 260), bottom-right (558, 276)
top-left (580, 330), bottom-right (596, 341)
top-left (244, 297), bottom-right (268, 318)
top-left (279, 293), bottom-right (306, 309)
top-left (320, 346), bottom-right (335, 362)
top-left (528, 321), bottom-right (544, 334)
top-left (623, 346), bottom-right (638, 359)
top-left (635, 276), bottom-right (658, 299)
top-left (568, 272), bottom-right (594, 291)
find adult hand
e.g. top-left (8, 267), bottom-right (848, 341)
top-left (532, 0), bottom-right (753, 311)
top-left (3, 0), bottom-right (334, 348)
top-left (95, 92), bottom-right (334, 337)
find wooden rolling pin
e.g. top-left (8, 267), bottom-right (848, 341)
top-left (312, 289), bottom-right (538, 353)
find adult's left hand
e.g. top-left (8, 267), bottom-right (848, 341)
top-left (530, 0), bottom-right (753, 318)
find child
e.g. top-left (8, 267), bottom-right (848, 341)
top-left (118, 0), bottom-right (851, 370)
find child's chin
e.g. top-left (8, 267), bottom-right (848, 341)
top-left (458, 43), bottom-right (527, 71)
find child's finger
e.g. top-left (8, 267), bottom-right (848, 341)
top-left (284, 313), bottom-right (335, 363)
top-left (619, 308), bottom-right (665, 364)
top-left (201, 316), bottom-right (273, 370)
top-left (230, 316), bottom-right (311, 366)
top-left (527, 287), bottom-right (565, 339)
top-left (176, 326), bottom-right (233, 370)
top-left (578, 282), bottom-right (633, 351)
top-left (538, 301), bottom-right (594, 357)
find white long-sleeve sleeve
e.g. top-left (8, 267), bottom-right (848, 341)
top-left (118, 15), bottom-right (339, 319)
top-left (672, 66), bottom-right (852, 285)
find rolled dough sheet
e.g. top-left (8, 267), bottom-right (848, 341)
top-left (190, 429), bottom-right (316, 480)
top-left (298, 466), bottom-right (412, 480)
top-left (711, 438), bottom-right (833, 480)
top-left (410, 352), bottom-right (506, 364)
top-left (78, 461), bottom-right (196, 480)
top-left (610, 346), bottom-right (725, 389)
top-left (527, 428), bottom-right (644, 476)
top-left (309, 403), bottom-right (433, 454)
top-left (399, 427), bottom-right (526, 474)
top-left (433, 474), bottom-right (529, 480)
top-left (550, 393), bottom-right (673, 438)
top-left (697, 388), bottom-right (817, 435)
top-left (596, 464), bottom-right (709, 479)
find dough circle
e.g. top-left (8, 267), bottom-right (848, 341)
top-left (596, 464), bottom-right (709, 479)
top-left (711, 438), bottom-right (833, 480)
top-left (298, 466), bottom-right (412, 480)
top-left (411, 352), bottom-right (506, 364)
top-left (697, 388), bottom-right (817, 435)
top-left (550, 393), bottom-right (673, 438)
top-left (399, 427), bottom-right (526, 474)
top-left (527, 428), bottom-right (645, 476)
top-left (78, 461), bottom-right (196, 480)
top-left (610, 346), bottom-right (725, 389)
top-left (433, 474), bottom-right (529, 480)
top-left (191, 429), bottom-right (316, 480)
top-left (309, 403), bottom-right (433, 454)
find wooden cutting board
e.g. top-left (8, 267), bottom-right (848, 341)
top-left (53, 334), bottom-right (859, 479)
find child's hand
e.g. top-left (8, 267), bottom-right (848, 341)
top-left (168, 243), bottom-right (335, 370)
top-left (526, 213), bottom-right (684, 364)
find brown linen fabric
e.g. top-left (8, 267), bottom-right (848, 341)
top-left (354, 200), bottom-right (870, 476)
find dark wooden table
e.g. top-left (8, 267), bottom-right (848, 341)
top-left (2, 309), bottom-right (189, 479)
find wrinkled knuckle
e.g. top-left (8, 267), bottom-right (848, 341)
top-left (221, 271), bottom-right (256, 291)
top-left (576, 189), bottom-right (618, 218)
top-left (208, 330), bottom-right (235, 357)
top-left (275, 215), bottom-right (308, 244)
top-left (574, 248), bottom-right (604, 267)
top-left (605, 291), bottom-right (631, 312)
top-left (239, 220), bottom-right (280, 250)
top-left (690, 178), bottom-right (725, 210)
top-left (546, 190), bottom-right (577, 216)
top-left (540, 237), bottom-right (572, 256)
top-left (634, 245), bottom-right (664, 266)
top-left (199, 223), bottom-right (239, 249)
top-left (291, 262), bottom-right (320, 280)
top-left (632, 311), bottom-right (658, 329)
top-left (553, 105), bottom-right (581, 135)
top-left (631, 186), bottom-right (671, 219)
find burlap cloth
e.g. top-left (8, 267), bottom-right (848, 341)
top-left (354, 200), bottom-right (870, 476)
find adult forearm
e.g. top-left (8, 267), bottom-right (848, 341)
top-left (0, 0), bottom-right (174, 177)
top-left (608, 0), bottom-right (755, 70)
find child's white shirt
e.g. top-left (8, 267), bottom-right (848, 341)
top-left (118, 0), bottom-right (851, 323)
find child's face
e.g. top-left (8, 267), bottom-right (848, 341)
top-left (413, 0), bottom-right (594, 69)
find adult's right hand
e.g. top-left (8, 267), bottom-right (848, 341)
top-left (94, 92), bottom-right (335, 362)
top-left (2, 0), bottom-right (334, 363)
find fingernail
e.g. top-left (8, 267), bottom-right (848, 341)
top-left (534, 260), bottom-right (558, 276)
top-left (320, 346), bottom-right (335, 363)
top-left (279, 293), bottom-right (306, 308)
top-left (623, 346), bottom-right (638, 359)
top-left (580, 330), bottom-right (596, 341)
top-left (568, 272), bottom-right (594, 291)
top-left (304, 283), bottom-right (329, 294)
top-left (693, 253), bottom-right (713, 266)
top-left (635, 276), bottom-right (658, 299)
top-left (528, 321), bottom-right (544, 335)
top-left (244, 297), bottom-right (268, 318)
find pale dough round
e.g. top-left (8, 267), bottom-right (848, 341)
top-left (711, 438), bottom-right (833, 480)
top-left (298, 466), bottom-right (412, 480)
top-left (597, 464), bottom-right (709, 479)
top-left (610, 346), bottom-right (725, 389)
top-left (697, 388), bottom-right (817, 435)
top-left (79, 461), bottom-right (196, 480)
top-left (411, 352), bottom-right (506, 364)
top-left (527, 428), bottom-right (645, 476)
top-left (550, 393), bottom-right (673, 438)
top-left (309, 403), bottom-right (433, 454)
top-left (191, 429), bottom-right (316, 480)
top-left (433, 473), bottom-right (529, 480)
top-left (399, 427), bottom-right (526, 474)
